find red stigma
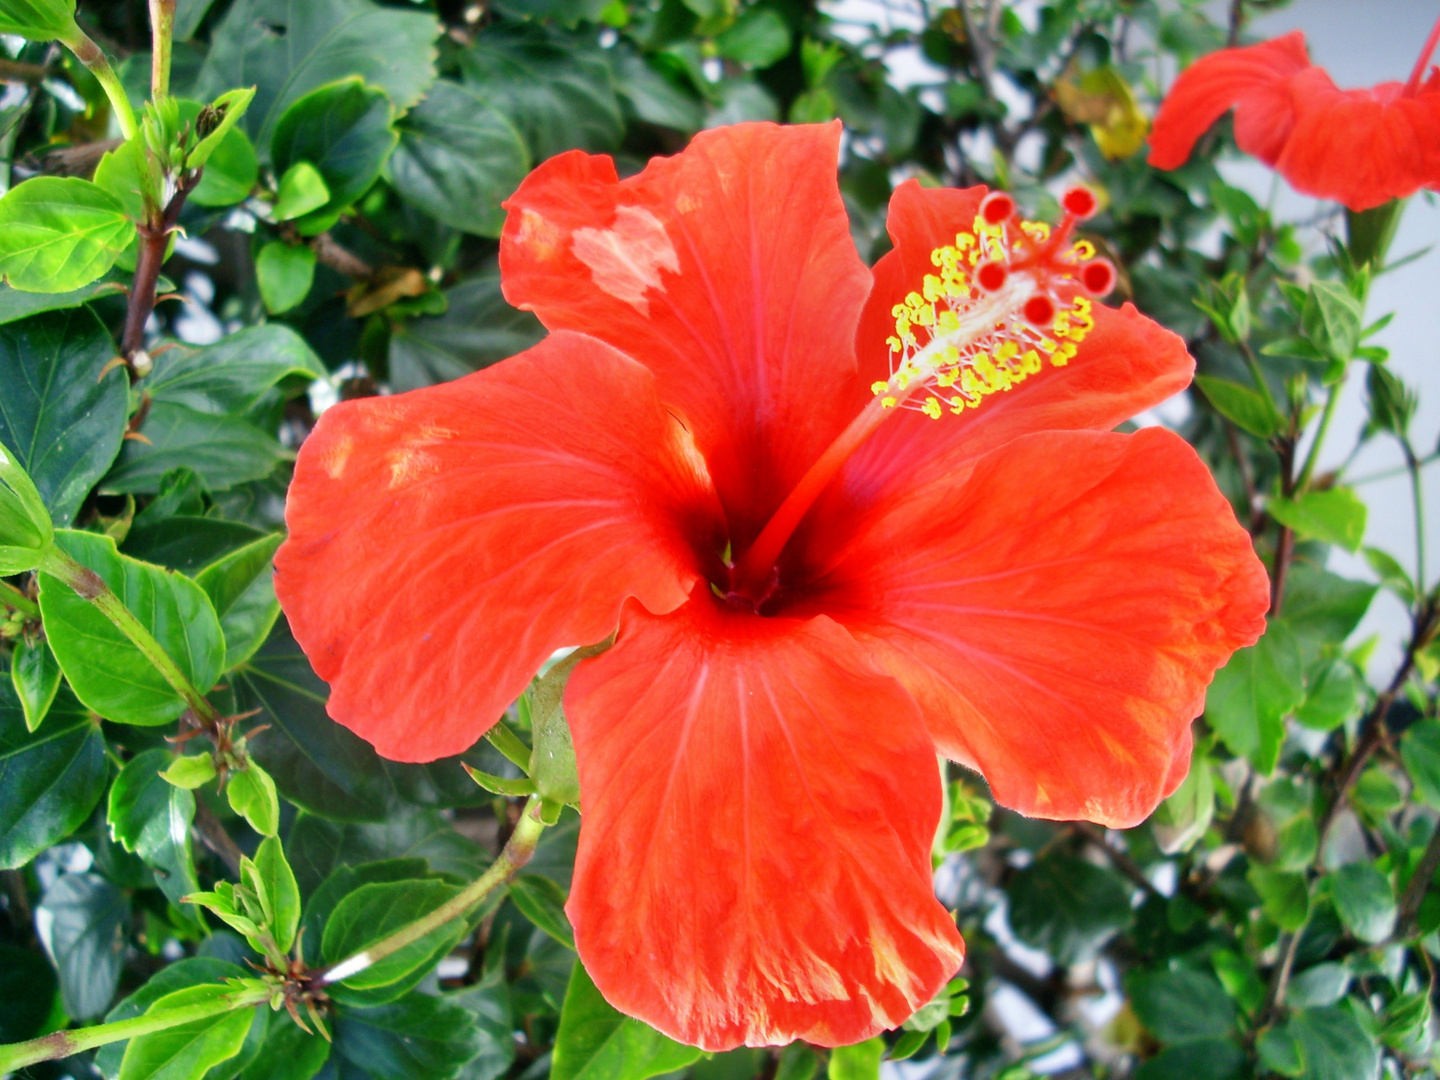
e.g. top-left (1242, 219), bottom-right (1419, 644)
top-left (980, 192), bottom-right (1016, 225)
top-left (1023, 294), bottom-right (1057, 326)
top-left (1062, 187), bottom-right (1099, 219)
top-left (1081, 259), bottom-right (1116, 297)
top-left (976, 261), bottom-right (1008, 292)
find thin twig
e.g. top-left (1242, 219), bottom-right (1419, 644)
top-left (192, 799), bottom-right (244, 877)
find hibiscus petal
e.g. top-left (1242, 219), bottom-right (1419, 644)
top-left (275, 331), bottom-right (721, 762)
top-left (812, 427), bottom-right (1269, 828)
top-left (500, 121), bottom-right (871, 546)
top-left (1147, 31), bottom-right (1311, 169)
top-left (565, 596), bottom-right (964, 1050)
top-left (1276, 71), bottom-right (1440, 210)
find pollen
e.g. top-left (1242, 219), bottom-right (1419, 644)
top-left (873, 186), bottom-right (1114, 419)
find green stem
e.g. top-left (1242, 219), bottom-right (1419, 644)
top-left (320, 796), bottom-right (548, 986)
top-left (0, 983), bottom-right (270, 1072)
top-left (1239, 341), bottom-right (1281, 420)
top-left (150, 0), bottom-right (176, 102)
top-left (486, 720), bottom-right (533, 772)
top-left (0, 580), bottom-right (39, 618)
top-left (38, 546), bottom-right (220, 724)
top-left (1403, 437), bottom-right (1428, 592)
top-left (58, 25), bottom-right (139, 142)
top-left (1295, 379), bottom-right (1344, 493)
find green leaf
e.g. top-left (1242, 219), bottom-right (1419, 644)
top-left (0, 943), bottom-right (60, 1043)
top-left (1006, 853), bottom-right (1132, 964)
top-left (1134, 1039), bottom-right (1245, 1080)
top-left (273, 162), bottom-right (331, 222)
top-left (388, 264), bottom-right (543, 392)
top-left (0, 178), bottom-right (136, 293)
top-left (1126, 968), bottom-right (1235, 1043)
top-left (826, 1038), bottom-right (883, 1080)
top-left (1248, 866), bottom-right (1309, 931)
top-left (0, 471), bottom-right (51, 574)
top-left (715, 8), bottom-right (791, 67)
top-left (1205, 619), bottom-right (1304, 773)
top-left (105, 403), bottom-right (292, 494)
top-left (0, 307), bottom-right (128, 524)
top-left (251, 835), bottom-right (300, 953)
top-left (1279, 1005), bottom-right (1380, 1080)
top-left (461, 24), bottom-right (623, 161)
top-left (1281, 565), bottom-right (1377, 664)
top-left (1268, 489), bottom-right (1367, 552)
top-left (256, 242), bottom-right (317, 314)
top-left (551, 961), bottom-right (701, 1080)
top-left (118, 985), bottom-right (257, 1080)
top-left (227, 763), bottom-right (280, 836)
top-left (508, 874), bottom-right (575, 949)
top-left (0, 673), bottom-right (105, 868)
top-left (194, 532), bottom-right (285, 670)
top-left (37, 872), bottom-right (129, 1020)
top-left (1295, 659), bottom-right (1360, 732)
top-left (1362, 547), bottom-right (1415, 603)
top-left (182, 99), bottom-right (261, 208)
top-left (195, 0), bottom-right (438, 154)
top-left (1194, 375), bottom-right (1283, 439)
top-left (186, 88), bottom-right (258, 171)
top-left (10, 635), bottom-right (61, 732)
top-left (445, 966), bottom-right (515, 1080)
top-left (174, 0), bottom-right (216, 39)
top-left (610, 48), bottom-right (706, 133)
top-left (0, 0), bottom-right (76, 39)
top-left (1302, 281), bottom-right (1362, 361)
top-left (776, 1044), bottom-right (820, 1080)
top-left (161, 754), bottom-right (218, 790)
top-left (0, 276), bottom-right (129, 326)
top-left (271, 78), bottom-right (398, 230)
top-left (125, 517), bottom-right (268, 575)
top-left (239, 1013), bottom-right (330, 1080)
top-left (1287, 963), bottom-right (1350, 1009)
top-left (237, 622), bottom-right (502, 825)
top-left (388, 81), bottom-right (528, 238)
top-left (38, 530), bottom-right (225, 726)
top-left (1329, 863), bottom-right (1395, 944)
top-left (1403, 720), bottom-right (1440, 808)
top-left (144, 323), bottom-right (326, 415)
top-left (322, 879), bottom-right (464, 999)
top-left (96, 958), bottom-right (254, 1080)
top-left (93, 138), bottom-right (149, 225)
top-left (332, 992), bottom-right (484, 1080)
top-left (1151, 755), bottom-right (1214, 855)
top-left (108, 748), bottom-right (202, 911)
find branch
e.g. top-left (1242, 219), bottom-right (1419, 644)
top-left (122, 170), bottom-right (203, 363)
top-left (320, 796), bottom-right (548, 986)
top-left (0, 982), bottom-right (271, 1073)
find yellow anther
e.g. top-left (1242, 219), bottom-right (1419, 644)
top-left (937, 310), bottom-right (960, 334)
top-left (881, 396), bottom-right (897, 408)
top-left (921, 397), bottom-right (942, 419)
top-left (1072, 240), bottom-right (1096, 260)
top-left (936, 368), bottom-right (958, 388)
top-left (871, 380), bottom-right (889, 395)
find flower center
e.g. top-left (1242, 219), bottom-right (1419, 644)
top-left (871, 188), bottom-right (1110, 421)
top-left (727, 187), bottom-right (1115, 604)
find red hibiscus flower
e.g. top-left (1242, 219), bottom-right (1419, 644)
top-left (275, 122), bottom-right (1269, 1050)
top-left (1148, 20), bottom-right (1440, 211)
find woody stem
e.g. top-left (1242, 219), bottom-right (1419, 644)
top-left (733, 386), bottom-right (918, 593)
top-left (1404, 11), bottom-right (1440, 97)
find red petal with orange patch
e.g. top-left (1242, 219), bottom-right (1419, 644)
top-left (809, 427), bottom-right (1269, 828)
top-left (500, 122), bottom-right (872, 548)
top-left (275, 331), bottom-right (722, 761)
top-left (564, 596), bottom-right (964, 1050)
